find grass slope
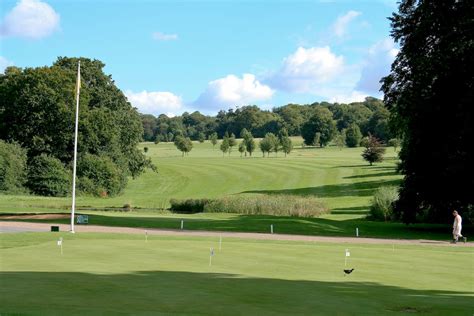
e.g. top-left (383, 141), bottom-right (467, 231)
top-left (0, 139), bottom-right (401, 213)
top-left (1, 233), bottom-right (472, 315)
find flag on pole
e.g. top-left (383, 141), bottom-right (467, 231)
top-left (57, 237), bottom-right (63, 246)
top-left (75, 65), bottom-right (81, 97)
top-left (345, 249), bottom-right (350, 257)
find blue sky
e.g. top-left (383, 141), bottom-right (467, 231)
top-left (1, 0), bottom-right (398, 116)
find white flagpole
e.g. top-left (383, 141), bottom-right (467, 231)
top-left (70, 61), bottom-right (81, 233)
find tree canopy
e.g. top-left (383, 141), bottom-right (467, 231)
top-left (382, 0), bottom-right (474, 223)
top-left (0, 57), bottom-right (152, 196)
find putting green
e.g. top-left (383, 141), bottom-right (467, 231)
top-left (1, 232), bottom-right (472, 315)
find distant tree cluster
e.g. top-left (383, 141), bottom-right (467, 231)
top-left (140, 97), bottom-right (394, 148)
top-left (0, 57), bottom-right (154, 197)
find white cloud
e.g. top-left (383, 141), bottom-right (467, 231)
top-left (0, 56), bottom-right (14, 73)
top-left (152, 32), bottom-right (178, 41)
top-left (356, 38), bottom-right (398, 95)
top-left (267, 46), bottom-right (345, 93)
top-left (0, 0), bottom-right (60, 39)
top-left (329, 91), bottom-right (368, 104)
top-left (194, 74), bottom-right (274, 112)
top-left (332, 10), bottom-right (361, 38)
top-left (125, 90), bottom-right (183, 116)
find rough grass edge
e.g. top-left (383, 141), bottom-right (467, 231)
top-left (170, 194), bottom-right (329, 218)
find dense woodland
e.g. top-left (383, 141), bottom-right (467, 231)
top-left (0, 57), bottom-right (153, 197)
top-left (141, 96), bottom-right (392, 146)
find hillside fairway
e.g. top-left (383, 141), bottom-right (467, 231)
top-left (1, 232), bottom-right (472, 315)
top-left (0, 139), bottom-right (401, 213)
top-left (2, 140), bottom-right (467, 240)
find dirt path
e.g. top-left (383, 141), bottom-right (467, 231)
top-left (1, 221), bottom-right (471, 247)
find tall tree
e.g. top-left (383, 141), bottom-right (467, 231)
top-left (0, 57), bottom-right (153, 196)
top-left (345, 123), bottom-right (362, 147)
top-left (228, 133), bottom-right (237, 156)
top-left (238, 142), bottom-right (246, 157)
top-left (209, 132), bottom-right (218, 148)
top-left (381, 0), bottom-right (474, 223)
top-left (220, 137), bottom-right (229, 157)
top-left (301, 107), bottom-right (337, 147)
top-left (279, 128), bottom-right (293, 157)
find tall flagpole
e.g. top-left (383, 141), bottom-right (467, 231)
top-left (71, 61), bottom-right (81, 233)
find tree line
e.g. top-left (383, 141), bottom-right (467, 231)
top-left (141, 97), bottom-right (394, 147)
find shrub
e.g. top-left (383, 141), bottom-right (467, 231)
top-left (0, 140), bottom-right (27, 192)
top-left (368, 186), bottom-right (399, 221)
top-left (77, 153), bottom-right (127, 197)
top-left (170, 198), bottom-right (210, 214)
top-left (204, 194), bottom-right (329, 218)
top-left (27, 154), bottom-right (71, 196)
top-left (345, 123), bottom-right (362, 147)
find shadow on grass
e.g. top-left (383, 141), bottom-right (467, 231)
top-left (241, 179), bottom-right (402, 198)
top-left (343, 171), bottom-right (399, 179)
top-left (1, 271), bottom-right (472, 315)
top-left (8, 212), bottom-right (469, 240)
top-left (331, 207), bottom-right (368, 215)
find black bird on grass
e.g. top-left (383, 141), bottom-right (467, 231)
top-left (343, 268), bottom-right (354, 275)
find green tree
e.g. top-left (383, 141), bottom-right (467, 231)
top-left (228, 133), bottom-right (237, 156)
top-left (209, 132), bottom-right (218, 148)
top-left (301, 107), bottom-right (337, 147)
top-left (259, 133), bottom-right (277, 157)
top-left (174, 136), bottom-right (193, 157)
top-left (335, 130), bottom-right (346, 150)
top-left (77, 153), bottom-right (127, 197)
top-left (198, 132), bottom-right (206, 143)
top-left (238, 142), bottom-right (246, 157)
top-left (361, 135), bottom-right (386, 166)
top-left (345, 123), bottom-right (362, 147)
top-left (220, 137), bottom-right (229, 157)
top-left (381, 0), bottom-right (473, 223)
top-left (240, 128), bottom-right (255, 157)
top-left (0, 140), bottom-right (27, 192)
top-left (27, 154), bottom-right (71, 196)
top-left (313, 132), bottom-right (321, 147)
top-left (0, 57), bottom-right (152, 196)
top-left (167, 132), bottom-right (174, 142)
top-left (140, 114), bottom-right (157, 141)
top-left (279, 128), bottom-right (293, 157)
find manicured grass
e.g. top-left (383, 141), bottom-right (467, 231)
top-left (0, 139), bottom-right (402, 213)
top-left (1, 232), bottom-right (472, 315)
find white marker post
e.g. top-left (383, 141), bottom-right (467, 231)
top-left (181, 220), bottom-right (184, 230)
top-left (209, 247), bottom-right (214, 266)
top-left (145, 230), bottom-right (148, 243)
top-left (57, 237), bottom-right (63, 255)
top-left (345, 248), bottom-right (350, 267)
top-left (270, 224), bottom-right (274, 234)
top-left (356, 227), bottom-right (359, 237)
top-left (219, 235), bottom-right (222, 251)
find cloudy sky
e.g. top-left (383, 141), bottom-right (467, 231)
top-left (1, 0), bottom-right (398, 116)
